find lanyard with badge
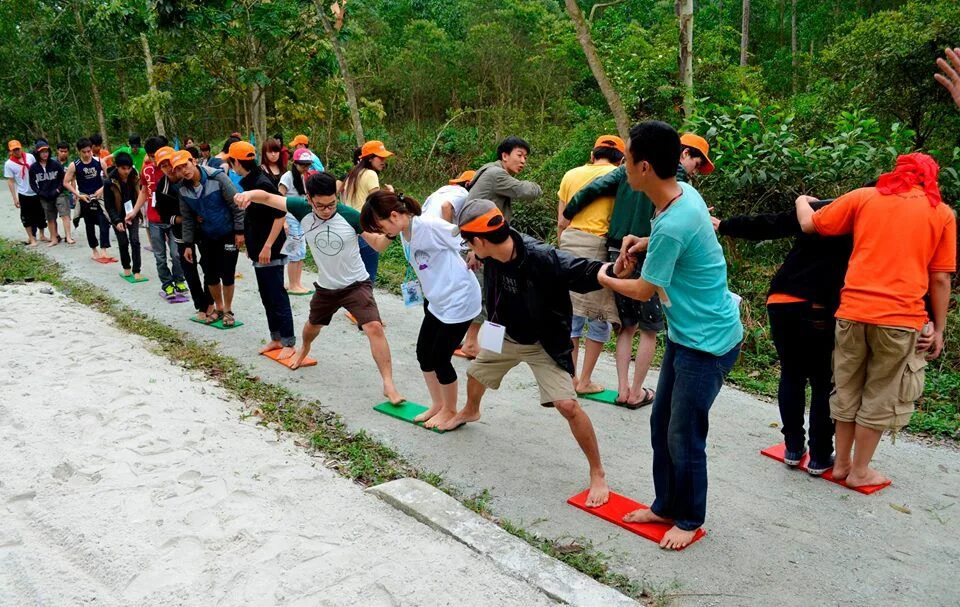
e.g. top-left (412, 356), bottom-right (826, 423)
top-left (400, 238), bottom-right (425, 308)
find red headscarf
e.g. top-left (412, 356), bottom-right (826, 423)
top-left (875, 152), bottom-right (942, 207)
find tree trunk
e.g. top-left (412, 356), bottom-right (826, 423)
top-left (250, 82), bottom-right (266, 149)
top-left (791, 0), bottom-right (798, 92)
top-left (677, 0), bottom-right (694, 118)
top-left (314, 0), bottom-right (364, 145)
top-left (73, 2), bottom-right (108, 147)
top-left (564, 0), bottom-right (631, 139)
top-left (140, 33), bottom-right (166, 136)
top-left (740, 0), bottom-right (751, 67)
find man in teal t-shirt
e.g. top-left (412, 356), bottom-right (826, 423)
top-left (599, 120), bottom-right (742, 551)
top-left (106, 134), bottom-right (147, 172)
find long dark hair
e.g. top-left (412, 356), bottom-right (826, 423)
top-left (360, 190), bottom-right (422, 233)
top-left (344, 155), bottom-right (378, 202)
top-left (289, 162), bottom-right (308, 195)
top-left (260, 138), bottom-right (283, 176)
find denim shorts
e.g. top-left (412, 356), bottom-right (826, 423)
top-left (570, 315), bottom-right (612, 343)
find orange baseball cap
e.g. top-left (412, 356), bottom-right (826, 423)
top-left (361, 140), bottom-right (394, 159)
top-left (8, 140), bottom-right (22, 151)
top-left (449, 170), bottom-right (476, 186)
top-left (680, 133), bottom-right (715, 175)
top-left (593, 135), bottom-right (625, 154)
top-left (154, 146), bottom-right (175, 166)
top-left (171, 150), bottom-right (193, 169)
top-left (289, 134), bottom-right (309, 147)
top-left (228, 141), bottom-right (256, 161)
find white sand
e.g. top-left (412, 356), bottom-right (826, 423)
top-left (0, 284), bottom-right (556, 607)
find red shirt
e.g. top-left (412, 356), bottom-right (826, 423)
top-left (141, 159), bottom-right (161, 223)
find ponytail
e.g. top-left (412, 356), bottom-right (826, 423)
top-left (360, 189), bottom-right (421, 233)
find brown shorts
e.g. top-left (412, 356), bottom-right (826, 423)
top-left (309, 280), bottom-right (381, 328)
top-left (831, 319), bottom-right (927, 432)
top-left (467, 338), bottom-right (577, 406)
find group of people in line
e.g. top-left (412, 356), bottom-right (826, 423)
top-left (5, 51), bottom-right (958, 551)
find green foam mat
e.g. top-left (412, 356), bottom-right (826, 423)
top-left (373, 401), bottom-right (452, 434)
top-left (189, 316), bottom-right (245, 330)
top-left (119, 272), bottom-right (149, 283)
top-left (577, 389), bottom-right (619, 405)
top-left (287, 290), bottom-right (315, 296)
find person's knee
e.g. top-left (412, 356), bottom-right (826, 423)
top-left (435, 362), bottom-right (457, 385)
top-left (362, 321), bottom-right (385, 339)
top-left (554, 399), bottom-right (581, 419)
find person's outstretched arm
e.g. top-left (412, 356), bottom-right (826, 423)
top-left (495, 169), bottom-right (541, 201)
top-left (562, 166), bottom-right (621, 223)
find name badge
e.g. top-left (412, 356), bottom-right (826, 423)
top-left (479, 321), bottom-right (506, 354)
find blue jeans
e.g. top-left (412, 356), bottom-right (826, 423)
top-left (359, 238), bottom-right (379, 284)
top-left (148, 223), bottom-right (185, 287)
top-left (255, 264), bottom-right (295, 346)
top-left (570, 315), bottom-right (611, 343)
top-left (650, 339), bottom-right (741, 531)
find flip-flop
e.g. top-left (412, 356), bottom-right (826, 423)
top-left (622, 388), bottom-right (655, 410)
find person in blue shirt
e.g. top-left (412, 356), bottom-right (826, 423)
top-left (599, 121), bottom-right (743, 550)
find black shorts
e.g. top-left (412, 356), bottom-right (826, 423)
top-left (607, 248), bottom-right (664, 331)
top-left (18, 194), bottom-right (45, 229)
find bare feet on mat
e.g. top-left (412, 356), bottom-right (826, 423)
top-left (277, 346), bottom-right (296, 360)
top-left (623, 507), bottom-right (672, 525)
top-left (123, 269), bottom-right (132, 277)
top-left (845, 467), bottom-right (890, 488)
top-left (134, 273), bottom-right (143, 281)
top-left (660, 526), bottom-right (698, 550)
top-left (414, 403), bottom-right (443, 423)
top-left (424, 409), bottom-right (455, 429)
top-left (585, 473), bottom-right (610, 507)
top-left (383, 384), bottom-right (404, 405)
top-left (831, 459), bottom-right (851, 480)
top-left (575, 381), bottom-right (604, 395)
top-left (437, 408), bottom-right (480, 431)
top-left (288, 348), bottom-right (310, 370)
top-left (287, 287), bottom-right (311, 294)
top-left (259, 340), bottom-right (282, 354)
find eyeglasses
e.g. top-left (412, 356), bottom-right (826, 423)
top-left (312, 201), bottom-right (337, 211)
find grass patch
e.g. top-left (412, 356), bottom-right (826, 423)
top-left (0, 237), bottom-right (654, 602)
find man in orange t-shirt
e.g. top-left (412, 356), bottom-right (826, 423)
top-left (797, 153), bottom-right (956, 488)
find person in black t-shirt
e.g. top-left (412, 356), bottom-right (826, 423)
top-left (228, 141), bottom-right (296, 358)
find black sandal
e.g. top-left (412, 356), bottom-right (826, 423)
top-left (622, 388), bottom-right (656, 410)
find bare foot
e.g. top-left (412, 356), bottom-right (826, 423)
top-left (66, 238), bottom-right (76, 245)
top-left (277, 346), bottom-right (296, 360)
top-left (259, 340), bottom-right (282, 354)
top-left (134, 273), bottom-right (143, 281)
top-left (39, 234), bottom-right (50, 242)
top-left (287, 286), bottom-right (311, 294)
top-left (27, 240), bottom-right (38, 247)
top-left (437, 408), bottom-right (480, 431)
top-left (414, 403), bottom-right (444, 423)
top-left (584, 474), bottom-right (610, 507)
top-left (832, 461), bottom-right (851, 480)
top-left (623, 507), bottom-right (673, 525)
top-left (575, 381), bottom-right (604, 395)
top-left (123, 270), bottom-right (132, 277)
top-left (424, 409), bottom-right (456, 429)
top-left (660, 525), bottom-right (699, 550)
top-left (384, 385), bottom-right (405, 405)
top-left (47, 239), bottom-right (59, 247)
top-left (845, 467), bottom-right (890, 488)
top-left (288, 348), bottom-right (310, 370)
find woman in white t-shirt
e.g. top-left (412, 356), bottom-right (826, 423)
top-left (278, 149), bottom-right (315, 294)
top-left (360, 189), bottom-right (481, 429)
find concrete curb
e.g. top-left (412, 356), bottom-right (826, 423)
top-left (366, 478), bottom-right (640, 607)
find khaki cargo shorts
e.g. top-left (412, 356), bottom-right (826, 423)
top-left (831, 319), bottom-right (927, 432)
top-left (467, 339), bottom-right (577, 406)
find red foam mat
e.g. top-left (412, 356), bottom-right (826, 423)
top-left (567, 490), bottom-right (706, 549)
top-left (93, 256), bottom-right (118, 264)
top-left (760, 443), bottom-right (891, 495)
top-left (261, 348), bottom-right (316, 369)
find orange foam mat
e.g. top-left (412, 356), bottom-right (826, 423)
top-left (567, 490), bottom-right (706, 549)
top-left (260, 348), bottom-right (316, 369)
top-left (760, 443), bottom-right (891, 495)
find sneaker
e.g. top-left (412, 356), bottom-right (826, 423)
top-left (174, 281), bottom-right (188, 293)
top-left (163, 284), bottom-right (176, 299)
top-left (807, 454), bottom-right (835, 477)
top-left (783, 447), bottom-right (807, 468)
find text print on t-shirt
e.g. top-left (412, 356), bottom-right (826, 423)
top-left (308, 224), bottom-right (345, 256)
top-left (82, 165), bottom-right (99, 180)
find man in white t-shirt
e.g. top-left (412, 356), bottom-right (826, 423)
top-left (234, 172), bottom-right (403, 405)
top-left (422, 170), bottom-right (474, 223)
top-left (5, 140), bottom-right (44, 246)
